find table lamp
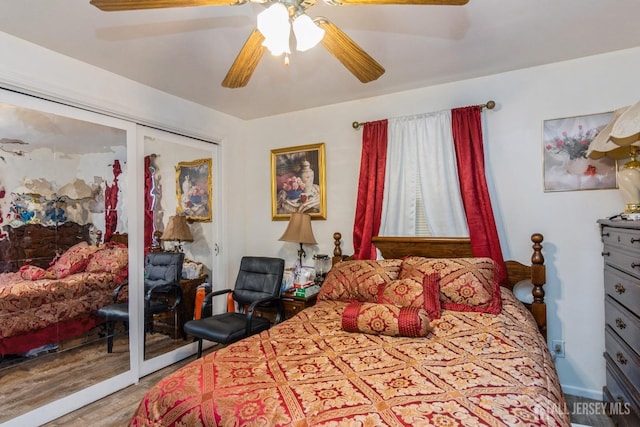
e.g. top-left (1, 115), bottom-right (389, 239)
top-left (587, 101), bottom-right (640, 218)
top-left (278, 212), bottom-right (317, 268)
top-left (161, 215), bottom-right (194, 252)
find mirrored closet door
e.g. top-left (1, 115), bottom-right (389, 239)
top-left (0, 88), bottom-right (137, 424)
top-left (139, 127), bottom-right (220, 370)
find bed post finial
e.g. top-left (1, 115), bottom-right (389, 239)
top-left (332, 232), bottom-right (342, 265)
top-left (530, 233), bottom-right (547, 338)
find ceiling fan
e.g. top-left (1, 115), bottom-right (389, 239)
top-left (90, 0), bottom-right (469, 88)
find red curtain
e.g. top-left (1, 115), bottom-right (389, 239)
top-left (104, 160), bottom-right (122, 243)
top-left (353, 120), bottom-right (388, 260)
top-left (144, 156), bottom-right (154, 255)
top-left (451, 106), bottom-right (508, 286)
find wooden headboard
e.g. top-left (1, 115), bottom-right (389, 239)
top-left (331, 232), bottom-right (547, 339)
top-left (0, 222), bottom-right (93, 273)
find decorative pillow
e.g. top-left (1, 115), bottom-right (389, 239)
top-left (341, 302), bottom-right (432, 337)
top-left (317, 259), bottom-right (402, 303)
top-left (86, 243), bottom-right (129, 282)
top-left (377, 273), bottom-right (441, 320)
top-left (399, 256), bottom-right (502, 314)
top-left (51, 242), bottom-right (101, 279)
top-left (19, 265), bottom-right (55, 280)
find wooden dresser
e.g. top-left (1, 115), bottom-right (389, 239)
top-left (598, 219), bottom-right (640, 423)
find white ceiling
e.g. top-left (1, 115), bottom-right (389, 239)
top-left (1, 0), bottom-right (640, 120)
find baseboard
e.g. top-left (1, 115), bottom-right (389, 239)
top-left (562, 384), bottom-right (604, 401)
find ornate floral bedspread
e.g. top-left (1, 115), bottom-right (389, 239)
top-left (131, 290), bottom-right (570, 426)
top-left (0, 271), bottom-right (120, 340)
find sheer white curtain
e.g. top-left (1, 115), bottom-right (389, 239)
top-left (379, 110), bottom-right (468, 237)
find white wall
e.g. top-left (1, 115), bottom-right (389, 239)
top-left (240, 47), bottom-right (640, 399)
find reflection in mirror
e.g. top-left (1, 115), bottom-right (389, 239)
top-left (0, 101), bottom-right (129, 422)
top-left (143, 134), bottom-right (214, 360)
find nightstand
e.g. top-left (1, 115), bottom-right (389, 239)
top-left (253, 290), bottom-right (318, 323)
top-left (280, 291), bottom-right (318, 319)
top-left (154, 274), bottom-right (208, 339)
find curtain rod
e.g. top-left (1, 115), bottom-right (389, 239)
top-left (351, 100), bottom-right (496, 130)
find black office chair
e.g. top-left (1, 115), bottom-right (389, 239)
top-left (184, 256), bottom-right (285, 358)
top-left (97, 252), bottom-right (185, 353)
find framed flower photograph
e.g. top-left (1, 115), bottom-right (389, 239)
top-left (271, 143), bottom-right (326, 220)
top-left (176, 158), bottom-right (212, 222)
top-left (543, 111), bottom-right (617, 192)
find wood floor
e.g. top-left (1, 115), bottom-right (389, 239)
top-left (0, 330), bottom-right (197, 424)
top-left (44, 346), bottom-right (219, 427)
top-left (1, 336), bottom-right (630, 426)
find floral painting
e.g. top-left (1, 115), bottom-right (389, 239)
top-left (271, 143), bottom-right (326, 220)
top-left (543, 112), bottom-right (617, 192)
top-left (176, 158), bottom-right (212, 222)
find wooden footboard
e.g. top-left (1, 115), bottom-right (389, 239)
top-left (331, 232), bottom-right (547, 338)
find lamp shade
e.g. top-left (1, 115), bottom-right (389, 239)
top-left (293, 14), bottom-right (324, 52)
top-left (161, 215), bottom-right (194, 242)
top-left (587, 101), bottom-right (640, 215)
top-left (279, 212), bottom-right (317, 244)
top-left (586, 106), bottom-right (635, 160)
top-left (58, 178), bottom-right (93, 200)
top-left (257, 2), bottom-right (291, 56)
top-left (611, 100), bottom-right (640, 146)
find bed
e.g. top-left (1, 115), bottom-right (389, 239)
top-left (130, 232), bottom-right (569, 426)
top-left (0, 222), bottom-right (128, 355)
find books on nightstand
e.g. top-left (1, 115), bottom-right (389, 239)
top-left (288, 284), bottom-right (321, 298)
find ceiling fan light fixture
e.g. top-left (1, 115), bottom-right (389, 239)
top-left (293, 14), bottom-right (325, 52)
top-left (257, 2), bottom-right (291, 56)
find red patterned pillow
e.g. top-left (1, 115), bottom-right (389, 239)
top-left (86, 243), bottom-right (128, 281)
top-left (377, 273), bottom-right (441, 319)
top-left (317, 259), bottom-right (402, 302)
top-left (19, 265), bottom-right (55, 280)
top-left (51, 242), bottom-right (101, 279)
top-left (399, 257), bottom-right (501, 314)
top-left (341, 302), bottom-right (432, 337)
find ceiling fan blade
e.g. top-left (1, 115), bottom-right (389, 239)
top-left (222, 29), bottom-right (266, 88)
top-left (327, 0), bottom-right (468, 4)
top-left (90, 0), bottom-right (241, 12)
top-left (316, 19), bottom-right (384, 84)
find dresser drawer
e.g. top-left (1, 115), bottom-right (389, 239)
top-left (604, 265), bottom-right (640, 314)
top-left (282, 299), bottom-right (306, 318)
top-left (602, 225), bottom-right (640, 253)
top-left (605, 296), bottom-right (640, 355)
top-left (605, 356), bottom-right (640, 419)
top-left (603, 246), bottom-right (640, 279)
top-left (605, 326), bottom-right (640, 388)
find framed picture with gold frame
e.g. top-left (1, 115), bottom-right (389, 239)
top-left (271, 143), bottom-right (326, 220)
top-left (176, 158), bottom-right (212, 222)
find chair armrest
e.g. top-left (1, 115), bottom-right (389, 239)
top-left (245, 295), bottom-right (284, 334)
top-left (199, 289), bottom-right (233, 317)
top-left (145, 282), bottom-right (183, 309)
top-left (112, 281), bottom-right (129, 303)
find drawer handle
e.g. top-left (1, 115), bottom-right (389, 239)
top-left (601, 251), bottom-right (610, 257)
top-left (616, 352), bottom-right (627, 365)
top-left (632, 262), bottom-right (640, 269)
top-left (602, 232), bottom-right (610, 237)
top-left (632, 237), bottom-right (640, 244)
top-left (615, 283), bottom-right (626, 294)
top-left (615, 318), bottom-right (627, 329)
